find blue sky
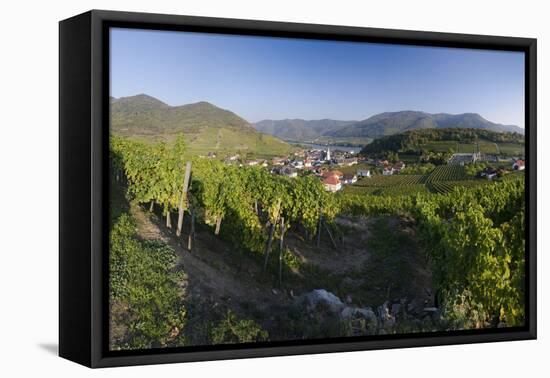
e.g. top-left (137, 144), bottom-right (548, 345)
top-left (110, 28), bottom-right (525, 127)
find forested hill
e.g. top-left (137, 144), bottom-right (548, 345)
top-left (360, 128), bottom-right (525, 155)
top-left (111, 94), bottom-right (255, 135)
top-left (110, 94), bottom-right (292, 156)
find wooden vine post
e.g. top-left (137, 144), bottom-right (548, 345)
top-left (323, 221), bottom-right (338, 249)
top-left (278, 217), bottom-right (286, 287)
top-left (214, 216), bottom-right (222, 236)
top-left (263, 199), bottom-right (282, 272)
top-left (263, 222), bottom-right (277, 271)
top-left (314, 207), bottom-right (336, 250)
top-left (316, 212), bottom-right (323, 247)
top-left (176, 161), bottom-right (192, 237)
top-left (187, 205), bottom-right (195, 251)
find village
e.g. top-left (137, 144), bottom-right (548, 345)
top-left (209, 145), bottom-right (526, 194)
top-left (208, 146), bottom-right (406, 193)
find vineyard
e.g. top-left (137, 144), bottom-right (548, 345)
top-left (420, 140), bottom-right (524, 155)
top-left (425, 165), bottom-right (467, 182)
top-left (346, 164), bottom-right (493, 195)
top-left (344, 174), bottom-right (428, 196)
top-left (501, 170), bottom-right (526, 182)
top-left (344, 184), bottom-right (430, 196)
top-left (429, 180), bottom-right (488, 194)
top-left (110, 134), bottom-right (339, 279)
top-left (355, 174), bottom-right (426, 187)
top-left (109, 133), bottom-right (526, 348)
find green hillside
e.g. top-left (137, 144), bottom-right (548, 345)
top-left (111, 94), bottom-right (293, 157)
top-left (361, 128), bottom-right (524, 157)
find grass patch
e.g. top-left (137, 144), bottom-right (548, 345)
top-left (356, 217), bottom-right (416, 305)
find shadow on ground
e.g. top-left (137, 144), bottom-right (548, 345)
top-left (38, 343), bottom-right (58, 355)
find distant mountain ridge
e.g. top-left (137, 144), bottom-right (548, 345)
top-left (254, 119), bottom-right (356, 141)
top-left (254, 111), bottom-right (523, 142)
top-left (110, 94), bottom-right (291, 156)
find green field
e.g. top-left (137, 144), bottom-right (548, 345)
top-left (127, 127), bottom-right (295, 159)
top-left (354, 174), bottom-right (426, 187)
top-left (420, 140), bottom-right (524, 156)
top-left (496, 143), bottom-right (525, 156)
top-left (397, 153), bottom-right (422, 164)
top-left (185, 127), bottom-right (294, 158)
top-left (342, 164), bottom-right (510, 196)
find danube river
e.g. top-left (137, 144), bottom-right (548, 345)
top-left (288, 141), bottom-right (359, 153)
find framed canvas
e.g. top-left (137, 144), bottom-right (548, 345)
top-left (59, 10), bottom-right (537, 368)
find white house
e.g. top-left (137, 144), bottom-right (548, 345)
top-left (357, 169), bottom-right (371, 178)
top-left (323, 175), bottom-right (342, 192)
top-left (282, 166), bottom-right (298, 178)
top-left (336, 157), bottom-right (358, 166)
top-left (272, 157), bottom-right (287, 166)
top-left (291, 160), bottom-right (304, 169)
top-left (513, 159), bottom-right (525, 171)
top-left (480, 167), bottom-right (498, 180)
top-left (342, 174), bottom-right (357, 184)
top-left (393, 161), bottom-right (406, 173)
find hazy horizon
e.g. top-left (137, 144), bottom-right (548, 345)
top-left (111, 28), bottom-right (525, 128)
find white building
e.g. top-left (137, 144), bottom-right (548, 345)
top-left (357, 169), bottom-right (371, 178)
top-left (282, 166), bottom-right (298, 178)
top-left (513, 159), bottom-right (525, 171)
top-left (323, 175), bottom-right (342, 192)
top-left (342, 174), bottom-right (358, 184)
top-left (291, 160), bottom-right (304, 169)
top-left (383, 167), bottom-right (394, 176)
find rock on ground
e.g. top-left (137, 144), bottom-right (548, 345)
top-left (297, 289), bottom-right (345, 313)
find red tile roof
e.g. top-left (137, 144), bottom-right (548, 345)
top-left (323, 176), bottom-right (340, 185)
top-left (322, 170), bottom-right (343, 178)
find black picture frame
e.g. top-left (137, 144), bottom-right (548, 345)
top-left (59, 9), bottom-right (537, 368)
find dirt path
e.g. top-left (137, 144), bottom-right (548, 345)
top-left (131, 203), bottom-right (290, 313)
top-left (285, 216), bottom-right (374, 275)
top-left (215, 130), bottom-right (222, 149)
